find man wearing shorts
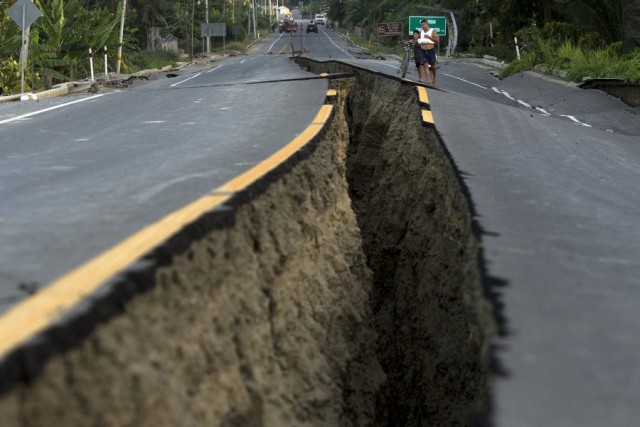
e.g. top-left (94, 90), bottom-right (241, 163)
top-left (418, 19), bottom-right (439, 85)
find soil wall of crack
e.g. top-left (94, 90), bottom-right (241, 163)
top-left (0, 61), bottom-right (494, 426)
top-left (297, 59), bottom-right (495, 426)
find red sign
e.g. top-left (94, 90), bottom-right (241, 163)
top-left (377, 22), bottom-right (403, 36)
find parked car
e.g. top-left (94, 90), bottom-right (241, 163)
top-left (306, 20), bottom-right (318, 33)
top-left (315, 14), bottom-right (326, 25)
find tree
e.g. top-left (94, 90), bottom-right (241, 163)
top-left (556, 0), bottom-right (640, 50)
top-left (479, 0), bottom-right (503, 43)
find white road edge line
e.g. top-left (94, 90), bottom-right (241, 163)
top-left (266, 33), bottom-right (285, 54)
top-left (500, 90), bottom-right (516, 100)
top-left (206, 65), bottom-right (223, 73)
top-left (560, 114), bottom-right (592, 127)
top-left (323, 28), bottom-right (355, 59)
top-left (170, 72), bottom-right (202, 87)
top-left (0, 94), bottom-right (108, 124)
top-left (443, 73), bottom-right (486, 89)
top-left (489, 89), bottom-right (592, 127)
top-left (377, 61), bottom-right (401, 70)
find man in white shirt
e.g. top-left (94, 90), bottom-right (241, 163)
top-left (418, 19), bottom-right (439, 85)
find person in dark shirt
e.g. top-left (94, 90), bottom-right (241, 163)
top-left (411, 29), bottom-right (426, 83)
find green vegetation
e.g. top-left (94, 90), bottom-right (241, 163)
top-left (325, 0), bottom-right (640, 84)
top-left (336, 28), bottom-right (404, 56)
top-left (2, 0), bottom-right (639, 94)
top-left (0, 0), bottom-right (272, 95)
top-left (123, 49), bottom-right (181, 73)
top-left (502, 23), bottom-right (640, 83)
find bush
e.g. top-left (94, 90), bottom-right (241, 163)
top-left (501, 52), bottom-right (537, 78)
top-left (0, 57), bottom-right (41, 95)
top-left (497, 24), bottom-right (639, 84)
top-left (0, 57), bottom-right (22, 95)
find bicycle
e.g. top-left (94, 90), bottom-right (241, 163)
top-left (397, 41), bottom-right (414, 78)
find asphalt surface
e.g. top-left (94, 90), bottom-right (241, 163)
top-left (425, 61), bottom-right (640, 426)
top-left (0, 56), bottom-right (329, 312)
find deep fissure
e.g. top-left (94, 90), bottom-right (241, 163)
top-left (318, 61), bottom-right (496, 425)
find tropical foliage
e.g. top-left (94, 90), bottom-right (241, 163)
top-left (326, 0), bottom-right (639, 52)
top-left (1, 0), bottom-right (639, 93)
top-left (0, 0), bottom-right (268, 93)
top-left (325, 0), bottom-right (639, 82)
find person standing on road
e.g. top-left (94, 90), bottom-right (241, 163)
top-left (418, 19), bottom-right (439, 85)
top-left (411, 29), bottom-right (426, 83)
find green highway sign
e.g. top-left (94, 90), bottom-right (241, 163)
top-left (408, 16), bottom-right (447, 37)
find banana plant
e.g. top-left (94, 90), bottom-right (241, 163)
top-left (32, 0), bottom-right (122, 81)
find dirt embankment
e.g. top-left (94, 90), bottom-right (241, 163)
top-left (0, 61), bottom-right (494, 426)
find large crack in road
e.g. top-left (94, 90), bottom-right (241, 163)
top-left (321, 63), bottom-right (496, 426)
top-left (0, 60), bottom-right (496, 427)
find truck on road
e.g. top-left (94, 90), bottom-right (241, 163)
top-left (279, 18), bottom-right (298, 33)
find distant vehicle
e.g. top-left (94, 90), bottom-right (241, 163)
top-left (306, 20), bottom-right (318, 33)
top-left (315, 14), bottom-right (326, 25)
top-left (279, 18), bottom-right (298, 33)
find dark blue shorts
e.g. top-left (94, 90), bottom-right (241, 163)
top-left (420, 48), bottom-right (437, 66)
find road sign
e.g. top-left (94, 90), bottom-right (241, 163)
top-left (8, 0), bottom-right (42, 95)
top-left (8, 0), bottom-right (41, 29)
top-left (408, 16), bottom-right (447, 37)
top-left (201, 23), bottom-right (227, 37)
top-left (377, 22), bottom-right (403, 37)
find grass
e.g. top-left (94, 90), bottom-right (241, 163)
top-left (123, 49), bottom-right (181, 73)
top-left (335, 28), bottom-right (405, 56)
top-left (501, 39), bottom-right (640, 83)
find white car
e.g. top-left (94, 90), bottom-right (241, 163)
top-left (315, 14), bottom-right (326, 25)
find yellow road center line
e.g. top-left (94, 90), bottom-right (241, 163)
top-left (417, 86), bottom-right (430, 107)
top-left (215, 124), bottom-right (323, 193)
top-left (0, 193), bottom-right (230, 357)
top-left (422, 109), bottom-right (434, 125)
top-left (0, 104), bottom-right (334, 359)
top-left (312, 104), bottom-right (333, 124)
top-left (217, 106), bottom-right (332, 193)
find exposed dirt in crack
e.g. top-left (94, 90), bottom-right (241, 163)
top-left (0, 60), bottom-right (495, 427)
top-left (299, 59), bottom-right (496, 426)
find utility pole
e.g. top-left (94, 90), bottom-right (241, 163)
top-left (252, 0), bottom-right (257, 39)
top-left (205, 0), bottom-right (210, 54)
top-left (190, 0), bottom-right (195, 61)
top-left (116, 0), bottom-right (127, 76)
